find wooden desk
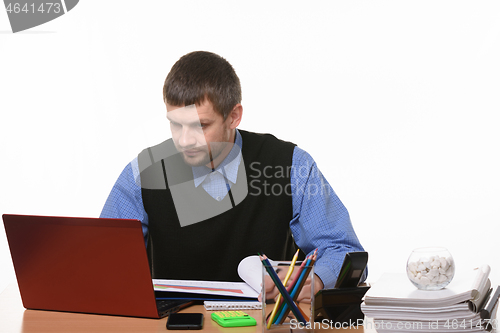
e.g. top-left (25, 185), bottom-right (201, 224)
top-left (0, 284), bottom-right (366, 333)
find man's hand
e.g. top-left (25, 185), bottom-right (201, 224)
top-left (295, 273), bottom-right (324, 303)
top-left (259, 268), bottom-right (287, 302)
top-left (258, 271), bottom-right (324, 303)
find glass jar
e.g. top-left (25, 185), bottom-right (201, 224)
top-left (406, 247), bottom-right (455, 290)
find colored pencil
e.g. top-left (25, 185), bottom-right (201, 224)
top-left (260, 254), bottom-right (307, 324)
top-left (297, 303), bottom-right (310, 322)
top-left (276, 250), bottom-right (317, 324)
top-left (270, 254), bottom-right (310, 324)
top-left (291, 251), bottom-right (317, 300)
top-left (274, 255), bottom-right (312, 324)
top-left (266, 249), bottom-right (300, 328)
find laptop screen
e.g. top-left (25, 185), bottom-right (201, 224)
top-left (3, 214), bottom-right (160, 318)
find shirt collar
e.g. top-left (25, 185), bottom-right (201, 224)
top-left (192, 130), bottom-right (243, 187)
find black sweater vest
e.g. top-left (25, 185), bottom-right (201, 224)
top-left (139, 130), bottom-right (298, 282)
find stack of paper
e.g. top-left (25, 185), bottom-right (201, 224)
top-left (361, 266), bottom-right (499, 333)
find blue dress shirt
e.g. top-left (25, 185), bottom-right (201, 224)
top-left (100, 130), bottom-right (365, 288)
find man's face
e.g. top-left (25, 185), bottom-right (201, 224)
top-left (166, 101), bottom-right (233, 167)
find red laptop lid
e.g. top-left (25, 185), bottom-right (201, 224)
top-left (2, 214), bottom-right (160, 318)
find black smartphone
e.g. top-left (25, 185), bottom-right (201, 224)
top-left (166, 313), bottom-right (204, 330)
top-left (333, 251), bottom-right (368, 288)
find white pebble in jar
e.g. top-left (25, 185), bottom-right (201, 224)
top-left (406, 247), bottom-right (455, 290)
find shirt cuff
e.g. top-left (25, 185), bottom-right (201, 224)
top-left (314, 264), bottom-right (336, 290)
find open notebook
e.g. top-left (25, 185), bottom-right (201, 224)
top-left (153, 255), bottom-right (286, 310)
top-left (153, 255), bottom-right (277, 301)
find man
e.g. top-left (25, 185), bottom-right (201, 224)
top-left (101, 51), bottom-right (366, 302)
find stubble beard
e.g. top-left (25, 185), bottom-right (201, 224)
top-left (181, 147), bottom-right (210, 167)
top-left (177, 127), bottom-right (232, 167)
top-left (180, 143), bottom-right (227, 167)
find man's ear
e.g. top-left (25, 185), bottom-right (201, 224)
top-left (227, 104), bottom-right (243, 129)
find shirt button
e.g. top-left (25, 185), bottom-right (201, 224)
top-left (216, 196), bottom-right (221, 201)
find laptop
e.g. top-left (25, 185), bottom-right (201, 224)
top-left (2, 214), bottom-right (192, 318)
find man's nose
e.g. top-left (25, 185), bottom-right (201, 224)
top-left (178, 126), bottom-right (198, 148)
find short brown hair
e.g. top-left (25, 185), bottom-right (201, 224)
top-left (163, 51), bottom-right (242, 120)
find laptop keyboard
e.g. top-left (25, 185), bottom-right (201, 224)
top-left (156, 299), bottom-right (189, 316)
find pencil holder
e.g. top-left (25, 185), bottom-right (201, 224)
top-left (261, 262), bottom-right (315, 331)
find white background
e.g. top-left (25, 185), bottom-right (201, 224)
top-left (1, 1), bottom-right (499, 294)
